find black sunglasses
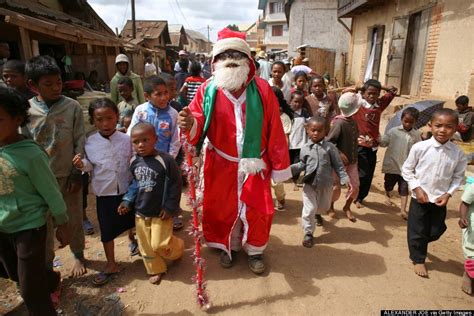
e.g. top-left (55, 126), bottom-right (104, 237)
top-left (215, 50), bottom-right (247, 61)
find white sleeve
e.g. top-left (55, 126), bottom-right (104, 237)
top-left (447, 151), bottom-right (467, 196)
top-left (401, 145), bottom-right (420, 190)
top-left (127, 110), bottom-right (140, 137)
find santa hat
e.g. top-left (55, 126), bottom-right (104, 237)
top-left (212, 28), bottom-right (251, 59)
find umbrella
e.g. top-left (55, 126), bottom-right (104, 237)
top-left (385, 100), bottom-right (445, 133)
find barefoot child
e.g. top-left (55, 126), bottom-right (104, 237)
top-left (119, 122), bottom-right (184, 284)
top-left (459, 176), bottom-right (474, 295)
top-left (0, 87), bottom-right (70, 314)
top-left (289, 90), bottom-right (310, 191)
top-left (72, 98), bottom-right (137, 286)
top-left (291, 116), bottom-right (350, 247)
top-left (327, 92), bottom-right (361, 222)
top-left (402, 109), bottom-right (467, 277)
top-left (380, 107), bottom-right (422, 220)
top-left (2, 60), bottom-right (36, 100)
top-left (22, 55), bottom-right (87, 278)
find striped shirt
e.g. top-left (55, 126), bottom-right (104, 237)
top-left (184, 76), bottom-right (206, 102)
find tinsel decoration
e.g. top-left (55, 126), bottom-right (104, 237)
top-left (181, 135), bottom-right (211, 310)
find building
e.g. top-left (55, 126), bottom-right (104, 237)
top-left (258, 0), bottom-right (289, 52)
top-left (121, 20), bottom-right (171, 75)
top-left (286, 0), bottom-right (351, 83)
top-left (238, 22), bottom-right (265, 52)
top-left (167, 24), bottom-right (188, 51)
top-left (340, 0), bottom-right (474, 100)
top-left (184, 29), bottom-right (212, 54)
top-left (0, 0), bottom-right (121, 81)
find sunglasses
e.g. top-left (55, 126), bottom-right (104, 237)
top-left (215, 50), bottom-right (247, 61)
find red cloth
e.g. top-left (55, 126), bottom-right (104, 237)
top-left (185, 76), bottom-right (206, 84)
top-left (353, 91), bottom-right (395, 148)
top-left (217, 27), bottom-right (246, 41)
top-left (187, 77), bottom-right (290, 252)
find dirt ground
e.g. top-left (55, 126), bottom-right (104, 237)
top-left (3, 99), bottom-right (473, 315)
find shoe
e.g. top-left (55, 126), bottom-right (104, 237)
top-left (248, 254), bottom-right (265, 274)
top-left (129, 241), bottom-right (139, 256)
top-left (220, 250), bottom-right (237, 268)
top-left (302, 234), bottom-right (314, 248)
top-left (315, 214), bottom-right (323, 226)
top-left (173, 216), bottom-right (184, 230)
top-left (276, 199), bottom-right (285, 211)
top-left (83, 219), bottom-right (94, 235)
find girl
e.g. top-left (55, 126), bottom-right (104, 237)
top-left (291, 71), bottom-right (308, 96)
top-left (305, 75), bottom-right (339, 120)
top-left (289, 90), bottom-right (310, 191)
top-left (72, 98), bottom-right (136, 286)
top-left (271, 86), bottom-right (293, 209)
top-left (269, 61), bottom-right (291, 104)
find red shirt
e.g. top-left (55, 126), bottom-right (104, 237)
top-left (353, 91), bottom-right (395, 148)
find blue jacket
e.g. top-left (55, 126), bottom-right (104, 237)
top-left (128, 102), bottom-right (181, 158)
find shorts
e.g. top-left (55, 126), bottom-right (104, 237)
top-left (384, 173), bottom-right (409, 196)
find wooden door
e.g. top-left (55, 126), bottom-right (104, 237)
top-left (385, 16), bottom-right (409, 89)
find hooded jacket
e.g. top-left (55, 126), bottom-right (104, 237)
top-left (0, 139), bottom-right (68, 233)
top-left (110, 61), bottom-right (146, 105)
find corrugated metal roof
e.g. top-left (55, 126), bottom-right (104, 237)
top-left (121, 20), bottom-right (171, 45)
top-left (185, 29), bottom-right (210, 43)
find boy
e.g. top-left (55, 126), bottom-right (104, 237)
top-left (110, 54), bottom-right (145, 106)
top-left (0, 87), bottom-right (69, 315)
top-left (116, 77), bottom-right (139, 131)
top-left (327, 92), bottom-right (361, 222)
top-left (352, 79), bottom-right (397, 208)
top-left (455, 95), bottom-right (472, 142)
top-left (380, 107), bottom-right (422, 220)
top-left (2, 60), bottom-right (36, 100)
top-left (180, 62), bottom-right (206, 105)
top-left (291, 116), bottom-right (349, 247)
top-left (459, 177), bottom-right (474, 295)
top-left (402, 109), bottom-right (467, 277)
top-left (119, 122), bottom-right (183, 284)
top-left (23, 55), bottom-right (87, 277)
top-left (128, 75), bottom-right (180, 159)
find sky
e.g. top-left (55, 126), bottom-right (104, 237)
top-left (88, 0), bottom-right (261, 42)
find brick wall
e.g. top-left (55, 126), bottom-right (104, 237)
top-left (420, 3), bottom-right (444, 97)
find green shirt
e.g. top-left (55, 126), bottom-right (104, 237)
top-left (0, 139), bottom-right (68, 233)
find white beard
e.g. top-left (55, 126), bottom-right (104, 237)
top-left (213, 58), bottom-right (250, 92)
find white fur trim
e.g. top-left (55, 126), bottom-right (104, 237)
top-left (212, 37), bottom-right (251, 58)
top-left (239, 158), bottom-right (266, 175)
top-left (272, 167), bottom-right (292, 183)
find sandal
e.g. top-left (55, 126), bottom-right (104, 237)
top-left (173, 216), bottom-right (184, 230)
top-left (129, 241), bottom-right (140, 256)
top-left (92, 272), bottom-right (117, 286)
top-left (302, 234), bottom-right (314, 248)
top-left (83, 219), bottom-right (94, 235)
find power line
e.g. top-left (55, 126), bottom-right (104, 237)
top-left (174, 0), bottom-right (192, 29)
top-left (167, 0), bottom-right (181, 26)
top-left (120, 0), bottom-right (130, 31)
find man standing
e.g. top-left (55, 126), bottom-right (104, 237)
top-left (257, 51), bottom-right (271, 81)
top-left (178, 28), bottom-right (291, 274)
top-left (174, 50), bottom-right (189, 73)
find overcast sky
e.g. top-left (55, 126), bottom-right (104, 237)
top-left (88, 0), bottom-right (261, 42)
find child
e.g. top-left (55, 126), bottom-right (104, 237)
top-left (352, 79), bottom-right (397, 208)
top-left (291, 116), bottom-right (349, 247)
top-left (305, 75), bottom-right (339, 119)
top-left (327, 92), bottom-right (361, 222)
top-left (110, 54), bottom-right (145, 106)
top-left (0, 87), bottom-right (69, 315)
top-left (290, 71), bottom-right (308, 96)
top-left (402, 109), bottom-right (467, 278)
top-left (118, 122), bottom-right (184, 284)
top-left (174, 59), bottom-right (190, 92)
top-left (180, 62), bottom-right (206, 105)
top-left (459, 176), bottom-right (474, 295)
top-left (271, 86), bottom-right (293, 210)
top-left (120, 109), bottom-right (133, 133)
top-left (269, 61), bottom-right (291, 103)
top-left (117, 76), bottom-right (139, 118)
top-left (289, 90), bottom-right (310, 191)
top-left (72, 98), bottom-right (137, 286)
top-left (2, 60), bottom-right (36, 100)
top-left (380, 107), bottom-right (422, 220)
top-left (455, 95), bottom-right (472, 142)
top-left (128, 75), bottom-right (180, 159)
top-left (23, 55), bottom-right (87, 278)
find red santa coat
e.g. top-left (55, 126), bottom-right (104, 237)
top-left (188, 76), bottom-right (291, 254)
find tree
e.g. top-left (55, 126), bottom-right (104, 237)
top-left (226, 24), bottom-right (240, 31)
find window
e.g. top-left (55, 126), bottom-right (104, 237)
top-left (272, 25), bottom-right (283, 37)
top-left (269, 2), bottom-right (283, 14)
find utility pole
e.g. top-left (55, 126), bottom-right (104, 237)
top-left (131, 0), bottom-right (136, 39)
top-left (207, 25), bottom-right (210, 53)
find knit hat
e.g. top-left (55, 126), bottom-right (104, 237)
top-left (338, 92), bottom-right (362, 117)
top-left (115, 54), bottom-right (129, 64)
top-left (212, 28), bottom-right (251, 59)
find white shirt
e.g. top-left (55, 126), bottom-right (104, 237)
top-left (268, 78), bottom-right (291, 104)
top-left (81, 131), bottom-right (133, 196)
top-left (289, 109), bottom-right (308, 149)
top-left (144, 62), bottom-right (157, 78)
top-left (402, 137), bottom-right (467, 202)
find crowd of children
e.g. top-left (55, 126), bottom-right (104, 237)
top-left (0, 51), bottom-right (473, 315)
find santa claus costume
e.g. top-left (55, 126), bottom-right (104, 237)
top-left (186, 28), bottom-right (291, 273)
